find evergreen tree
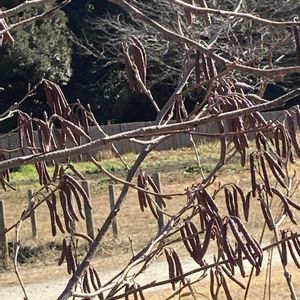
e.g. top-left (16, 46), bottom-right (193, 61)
top-left (0, 9), bottom-right (72, 85)
top-left (0, 4), bottom-right (73, 130)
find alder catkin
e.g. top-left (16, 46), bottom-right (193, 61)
top-left (195, 0), bottom-right (211, 26)
top-left (165, 249), bottom-right (176, 290)
top-left (183, 0), bottom-right (196, 25)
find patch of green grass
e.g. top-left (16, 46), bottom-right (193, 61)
top-left (10, 164), bottom-right (39, 184)
top-left (69, 162), bottom-right (99, 174)
top-left (8, 142), bottom-right (242, 186)
top-left (183, 163), bottom-right (216, 174)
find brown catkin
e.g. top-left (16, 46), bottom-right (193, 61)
top-left (183, 222), bottom-right (199, 262)
top-left (200, 218), bottom-right (215, 259)
top-left (287, 114), bottom-right (300, 158)
top-left (218, 121), bottom-right (226, 164)
top-left (58, 239), bottom-right (67, 266)
top-left (64, 184), bottom-right (79, 222)
top-left (122, 45), bottom-right (136, 91)
top-left (146, 174), bottom-right (166, 207)
top-left (145, 193), bottom-right (159, 220)
top-left (260, 200), bottom-right (274, 231)
top-left (67, 182), bottom-right (85, 219)
top-left (221, 273), bottom-right (233, 300)
top-left (165, 249), bottom-right (176, 290)
top-left (281, 230), bottom-right (288, 266)
top-left (237, 248), bottom-right (246, 277)
top-left (183, 0), bottom-right (196, 25)
top-left (264, 152), bottom-right (286, 188)
top-left (260, 155), bottom-right (272, 196)
top-left (228, 218), bottom-right (256, 267)
top-left (292, 235), bottom-right (300, 257)
top-left (172, 250), bottom-right (184, 278)
top-left (225, 188), bottom-right (235, 216)
top-left (195, 0), bottom-right (211, 26)
top-left (250, 154), bottom-right (257, 197)
top-left (287, 239), bottom-right (300, 269)
top-left (130, 36), bottom-right (147, 67)
top-left (221, 266), bottom-right (246, 289)
top-left (46, 199), bottom-right (57, 236)
top-left (51, 193), bottom-right (65, 234)
top-left (137, 174), bottom-right (147, 211)
top-left (130, 43), bottom-right (147, 84)
top-left (64, 174), bottom-right (92, 209)
top-left (210, 269), bottom-right (215, 299)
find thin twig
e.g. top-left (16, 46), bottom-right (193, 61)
top-left (14, 220), bottom-right (29, 300)
top-left (170, 0), bottom-right (300, 27)
top-left (0, 1), bottom-right (71, 35)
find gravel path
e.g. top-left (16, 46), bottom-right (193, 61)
top-left (0, 257), bottom-right (200, 300)
top-left (0, 251), bottom-right (282, 300)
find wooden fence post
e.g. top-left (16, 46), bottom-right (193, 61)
top-left (0, 200), bottom-right (9, 269)
top-left (27, 189), bottom-right (37, 238)
top-left (81, 180), bottom-right (95, 241)
top-left (108, 184), bottom-right (118, 238)
top-left (152, 172), bottom-right (164, 232)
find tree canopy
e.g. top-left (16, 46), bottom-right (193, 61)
top-left (1, 0), bottom-right (300, 129)
top-left (0, 9), bottom-right (72, 85)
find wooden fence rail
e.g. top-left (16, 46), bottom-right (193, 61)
top-left (0, 111), bottom-right (283, 160)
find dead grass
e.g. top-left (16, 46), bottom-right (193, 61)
top-left (1, 142), bottom-right (300, 298)
top-left (145, 263), bottom-right (300, 299)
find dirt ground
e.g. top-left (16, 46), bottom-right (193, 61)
top-left (1, 250), bottom-right (300, 299)
top-left (1, 146), bottom-right (300, 299)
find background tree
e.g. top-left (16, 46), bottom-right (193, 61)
top-left (74, 0), bottom-right (300, 123)
top-left (0, 1), bottom-right (72, 130)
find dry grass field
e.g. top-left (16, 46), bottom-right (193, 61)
top-left (1, 142), bottom-right (300, 299)
top-left (145, 264), bottom-right (300, 300)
